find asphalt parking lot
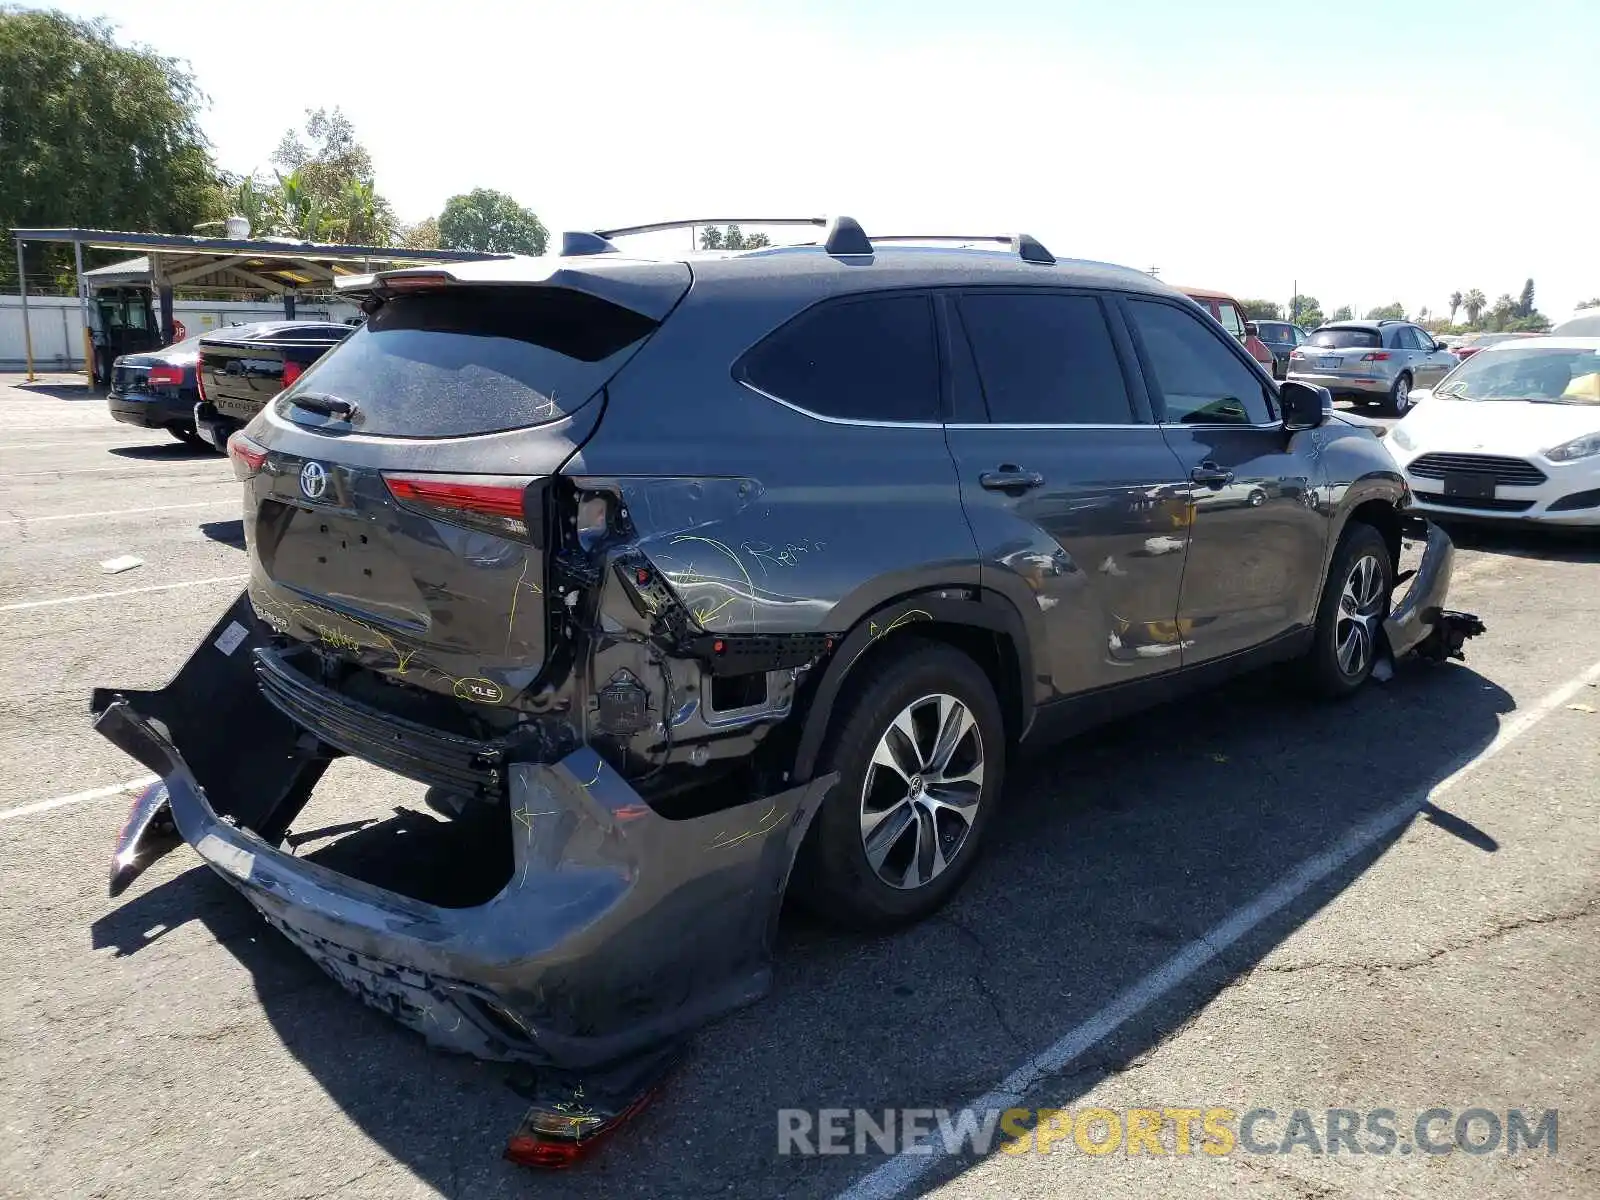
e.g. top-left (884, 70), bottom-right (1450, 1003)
top-left (1, 375), bottom-right (1596, 1200)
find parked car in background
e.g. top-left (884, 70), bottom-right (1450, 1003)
top-left (1552, 310), bottom-right (1600, 337)
top-left (1178, 286), bottom-right (1276, 374)
top-left (1450, 331), bottom-right (1540, 362)
top-left (1247, 319), bottom-right (1309, 380)
top-left (1386, 337), bottom-right (1600, 525)
top-left (106, 333), bottom-right (212, 445)
top-left (194, 321), bottom-right (356, 451)
top-left (1287, 320), bottom-right (1456, 415)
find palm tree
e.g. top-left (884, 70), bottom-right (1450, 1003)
top-left (1463, 289), bottom-right (1487, 327)
top-left (1448, 291), bottom-right (1462, 324)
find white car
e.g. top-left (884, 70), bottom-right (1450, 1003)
top-left (1384, 337), bottom-right (1600, 525)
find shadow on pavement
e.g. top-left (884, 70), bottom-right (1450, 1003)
top-left (199, 519), bottom-right (246, 548)
top-left (107, 442), bottom-right (215, 461)
top-left (89, 656), bottom-right (1512, 1199)
top-left (7, 380), bottom-right (98, 400)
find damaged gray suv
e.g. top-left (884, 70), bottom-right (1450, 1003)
top-left (92, 216), bottom-right (1481, 1111)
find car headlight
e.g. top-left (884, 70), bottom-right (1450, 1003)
top-left (1388, 424), bottom-right (1416, 452)
top-left (1545, 432), bottom-right (1600, 462)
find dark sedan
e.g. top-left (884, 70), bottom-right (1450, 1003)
top-left (1247, 319), bottom-right (1309, 380)
top-left (106, 333), bottom-right (215, 445)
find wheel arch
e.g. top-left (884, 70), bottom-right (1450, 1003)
top-left (788, 589), bottom-right (1034, 784)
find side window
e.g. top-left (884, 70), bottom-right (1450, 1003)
top-left (1126, 298), bottom-right (1273, 425)
top-left (739, 293), bottom-right (939, 422)
top-left (1215, 302), bottom-right (1246, 338)
top-left (956, 292), bottom-right (1136, 424)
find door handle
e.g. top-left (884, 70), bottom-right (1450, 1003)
top-left (1190, 462), bottom-right (1234, 487)
top-left (979, 466), bottom-right (1045, 494)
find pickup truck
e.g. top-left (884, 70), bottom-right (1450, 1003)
top-left (195, 321), bottom-right (356, 450)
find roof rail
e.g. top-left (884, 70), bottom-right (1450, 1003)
top-left (868, 233), bottom-right (1056, 264)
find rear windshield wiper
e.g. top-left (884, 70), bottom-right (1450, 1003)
top-left (290, 391), bottom-right (360, 421)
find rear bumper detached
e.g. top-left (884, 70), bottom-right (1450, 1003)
top-left (92, 595), bottom-right (834, 1075)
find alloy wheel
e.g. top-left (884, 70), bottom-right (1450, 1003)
top-left (859, 693), bottom-right (985, 890)
top-left (1336, 554), bottom-right (1386, 677)
top-left (1393, 376), bottom-right (1411, 413)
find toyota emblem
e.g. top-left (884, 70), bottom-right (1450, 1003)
top-left (299, 461), bottom-right (328, 500)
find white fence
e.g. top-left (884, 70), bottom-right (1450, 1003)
top-left (0, 294), bottom-right (363, 371)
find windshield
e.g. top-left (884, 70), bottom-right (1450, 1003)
top-left (1309, 328), bottom-right (1380, 349)
top-left (1434, 346), bottom-right (1600, 405)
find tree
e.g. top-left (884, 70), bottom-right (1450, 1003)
top-left (1463, 289), bottom-right (1487, 326)
top-left (0, 7), bottom-right (225, 275)
top-left (1289, 294), bottom-right (1324, 329)
top-left (1577, 298), bottom-right (1600, 310)
top-left (270, 107), bottom-right (396, 243)
top-left (401, 217), bottom-right (440, 250)
top-left (1487, 294), bottom-right (1516, 331)
top-left (1240, 299), bottom-right (1282, 320)
top-left (1448, 291), bottom-right (1462, 323)
top-left (699, 224), bottom-right (772, 251)
top-left (1364, 302), bottom-right (1407, 321)
top-left (1330, 305), bottom-right (1353, 322)
top-left (438, 188), bottom-right (548, 255)
top-left (1515, 278), bottom-right (1535, 319)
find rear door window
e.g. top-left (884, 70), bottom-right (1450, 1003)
top-left (1308, 328), bottom-right (1382, 349)
top-left (1126, 298), bottom-right (1273, 425)
top-left (281, 287), bottom-right (659, 437)
top-left (955, 292), bottom-right (1136, 424)
top-left (739, 293), bottom-right (939, 422)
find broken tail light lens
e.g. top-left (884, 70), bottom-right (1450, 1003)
top-left (504, 1085), bottom-right (662, 1169)
top-left (148, 364), bottom-right (184, 388)
top-left (281, 361), bottom-right (304, 388)
top-left (227, 432), bottom-right (268, 480)
top-left (384, 473), bottom-right (536, 541)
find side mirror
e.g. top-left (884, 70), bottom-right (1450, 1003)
top-left (1280, 380), bottom-right (1328, 431)
top-left (1245, 321), bottom-right (1259, 335)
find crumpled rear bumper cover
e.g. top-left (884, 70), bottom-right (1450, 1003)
top-left (1382, 517), bottom-right (1485, 663)
top-left (92, 597), bottom-right (834, 1072)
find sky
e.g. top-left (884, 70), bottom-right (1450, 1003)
top-left (36, 0), bottom-right (1600, 320)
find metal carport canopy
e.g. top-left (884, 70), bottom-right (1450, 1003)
top-left (9, 227), bottom-right (504, 381)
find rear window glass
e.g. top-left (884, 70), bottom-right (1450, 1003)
top-left (957, 292), bottom-right (1135, 424)
top-left (1309, 328), bottom-right (1381, 349)
top-left (280, 288), bottom-right (656, 437)
top-left (739, 293), bottom-right (938, 422)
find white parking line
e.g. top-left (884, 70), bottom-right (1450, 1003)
top-left (834, 655), bottom-right (1600, 1200)
top-left (0, 500), bottom-right (230, 525)
top-left (0, 574), bottom-right (247, 612)
top-left (0, 776), bottom-right (157, 823)
top-left (0, 440), bottom-right (162, 451)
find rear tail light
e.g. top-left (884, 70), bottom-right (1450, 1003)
top-left (227, 432), bottom-right (268, 480)
top-left (148, 365), bottom-right (184, 387)
top-left (384, 473), bottom-right (536, 541)
top-left (196, 362), bottom-right (208, 402)
top-left (281, 361), bottom-right (304, 387)
top-left (1361, 352), bottom-right (1390, 362)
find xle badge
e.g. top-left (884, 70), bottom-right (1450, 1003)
top-left (300, 461), bottom-right (328, 500)
top-left (454, 677), bottom-right (505, 705)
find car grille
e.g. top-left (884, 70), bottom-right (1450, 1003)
top-left (254, 647), bottom-right (507, 797)
top-left (112, 364), bottom-right (150, 394)
top-left (1406, 453), bottom-right (1547, 486)
top-left (1413, 492), bottom-right (1535, 513)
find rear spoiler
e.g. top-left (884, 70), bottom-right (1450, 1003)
top-left (336, 257), bottom-right (691, 321)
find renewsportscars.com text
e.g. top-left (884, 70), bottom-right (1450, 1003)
top-left (778, 1106), bottom-right (1558, 1158)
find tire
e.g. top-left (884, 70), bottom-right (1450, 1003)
top-left (1384, 373), bottom-right (1413, 416)
top-left (791, 640), bottom-right (1006, 930)
top-left (1301, 522), bottom-right (1393, 699)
